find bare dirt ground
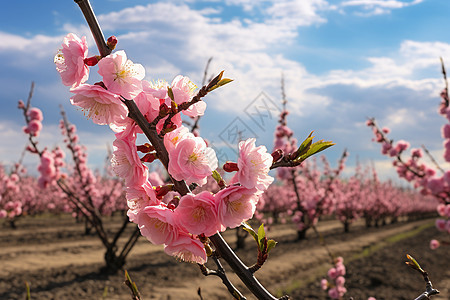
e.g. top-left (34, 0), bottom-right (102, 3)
top-left (0, 215), bottom-right (448, 300)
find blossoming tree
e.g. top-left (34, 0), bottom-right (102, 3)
top-left (52, 0), bottom-right (335, 298)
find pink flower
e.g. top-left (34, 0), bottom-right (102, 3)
top-left (368, 297), bottom-right (377, 300)
top-left (54, 33), bottom-right (89, 87)
top-left (335, 276), bottom-right (345, 287)
top-left (164, 233), bottom-right (207, 264)
top-left (429, 239), bottom-right (440, 250)
top-left (70, 84), bottom-right (128, 131)
top-left (27, 120), bottom-right (42, 137)
top-left (215, 185), bottom-right (260, 230)
top-left (328, 287), bottom-right (339, 299)
top-left (111, 134), bottom-right (148, 188)
top-left (335, 263), bottom-right (346, 276)
top-left (167, 136), bottom-right (218, 186)
top-left (139, 204), bottom-right (178, 245)
top-left (0, 209), bottom-right (7, 218)
top-left (126, 182), bottom-right (158, 222)
top-left (395, 140), bottom-right (410, 153)
top-left (435, 219), bottom-right (447, 231)
top-left (28, 108), bottom-right (43, 121)
top-left (163, 125), bottom-right (192, 153)
top-left (320, 278), bottom-right (328, 290)
top-left (174, 192), bottom-right (220, 237)
top-left (170, 75), bottom-right (206, 117)
top-left (442, 124), bottom-right (450, 139)
top-left (327, 267), bottom-right (338, 279)
top-left (233, 138), bottom-right (274, 191)
top-left (97, 50), bottom-right (145, 99)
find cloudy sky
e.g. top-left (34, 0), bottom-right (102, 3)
top-left (1, 0), bottom-right (450, 181)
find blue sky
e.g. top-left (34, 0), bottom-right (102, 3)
top-left (1, 0), bottom-right (450, 181)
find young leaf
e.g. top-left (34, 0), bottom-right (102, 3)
top-left (294, 132), bottom-right (314, 159)
top-left (267, 239), bottom-right (277, 253)
top-left (242, 222), bottom-right (259, 242)
top-left (406, 254), bottom-right (425, 273)
top-left (295, 140), bottom-right (335, 163)
top-left (212, 170), bottom-right (223, 183)
top-left (258, 224), bottom-right (266, 251)
top-left (208, 78), bottom-right (233, 92)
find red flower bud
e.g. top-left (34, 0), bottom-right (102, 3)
top-left (271, 149), bottom-right (283, 162)
top-left (107, 36), bottom-right (118, 50)
top-left (84, 56), bottom-right (100, 66)
top-left (167, 196), bottom-right (180, 210)
top-left (154, 184), bottom-right (174, 199)
top-left (141, 152), bottom-right (157, 163)
top-left (17, 100), bottom-right (25, 109)
top-left (136, 143), bottom-right (154, 153)
top-left (223, 161), bottom-right (239, 172)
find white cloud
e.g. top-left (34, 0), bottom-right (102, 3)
top-left (340, 0), bottom-right (424, 16)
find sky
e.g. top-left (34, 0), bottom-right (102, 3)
top-left (1, 0), bottom-right (450, 182)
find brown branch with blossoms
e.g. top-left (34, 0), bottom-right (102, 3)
top-left (66, 1), bottom-right (331, 299)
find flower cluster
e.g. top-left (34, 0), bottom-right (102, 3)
top-left (321, 256), bottom-right (347, 299)
top-left (37, 147), bottom-right (65, 189)
top-left (22, 107), bottom-right (44, 137)
top-left (367, 84), bottom-right (450, 248)
top-left (55, 33), bottom-right (273, 263)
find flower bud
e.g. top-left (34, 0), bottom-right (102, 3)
top-left (223, 161), bottom-right (239, 172)
top-left (107, 36), bottom-right (118, 50)
top-left (84, 55), bottom-right (101, 66)
top-left (271, 149), bottom-right (283, 162)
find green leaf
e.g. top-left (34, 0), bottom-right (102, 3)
top-left (406, 254), bottom-right (424, 273)
top-left (295, 140), bottom-right (335, 163)
top-left (25, 281), bottom-right (31, 300)
top-left (242, 222), bottom-right (259, 242)
top-left (267, 239), bottom-right (277, 253)
top-left (212, 170), bottom-right (222, 183)
top-left (167, 87), bottom-right (174, 100)
top-left (208, 77), bottom-right (233, 92)
top-left (295, 132), bottom-right (314, 158)
top-left (258, 224), bottom-right (266, 252)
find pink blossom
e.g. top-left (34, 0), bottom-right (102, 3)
top-left (429, 239), bottom-right (440, 250)
top-left (436, 219), bottom-right (447, 231)
top-left (233, 138), bottom-right (274, 191)
top-left (442, 124), bottom-right (450, 139)
top-left (170, 75), bottom-right (206, 117)
top-left (70, 84), bottom-right (128, 131)
top-left (167, 136), bottom-right (218, 186)
top-left (28, 108), bottom-right (43, 121)
top-left (444, 140), bottom-right (450, 162)
top-left (0, 209), bottom-right (7, 218)
top-left (97, 50), bottom-right (145, 99)
top-left (163, 125), bottom-right (192, 153)
top-left (437, 204), bottom-right (446, 217)
top-left (335, 263), bottom-right (346, 276)
top-left (54, 33), bottom-right (89, 87)
top-left (327, 267), bottom-right (338, 279)
top-left (164, 233), bottom-right (207, 264)
top-left (139, 204), bottom-right (178, 245)
top-left (174, 192), bottom-right (220, 237)
top-left (368, 297), bottom-right (377, 300)
top-left (320, 278), bottom-right (328, 290)
top-left (27, 120), bottom-right (42, 137)
top-left (126, 182), bottom-right (158, 222)
top-left (111, 134), bottom-right (148, 188)
top-left (328, 287), bottom-right (339, 299)
top-left (335, 276), bottom-right (345, 287)
top-left (215, 185), bottom-right (260, 230)
top-left (395, 140), bottom-right (410, 153)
